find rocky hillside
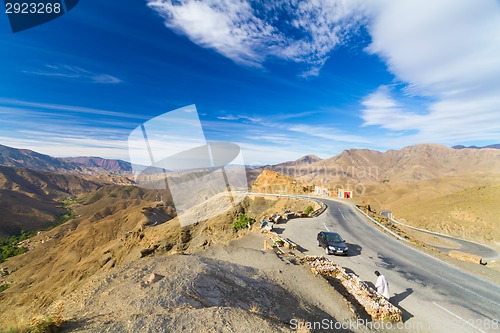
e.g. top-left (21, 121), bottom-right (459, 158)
top-left (0, 166), bottom-right (101, 237)
top-left (251, 169), bottom-right (310, 194)
top-left (0, 189), bottom-right (321, 329)
top-left (58, 237), bottom-right (356, 333)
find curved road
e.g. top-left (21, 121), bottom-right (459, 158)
top-left (278, 199), bottom-right (500, 333)
top-left (380, 210), bottom-right (498, 260)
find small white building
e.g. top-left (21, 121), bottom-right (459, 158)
top-left (315, 186), bottom-right (329, 196)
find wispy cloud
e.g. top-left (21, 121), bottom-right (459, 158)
top-left (23, 64), bottom-right (123, 84)
top-left (147, 0), bottom-right (365, 76)
top-left (288, 124), bottom-right (370, 144)
top-left (0, 99), bottom-right (142, 161)
top-left (216, 114), bottom-right (261, 122)
top-left (204, 110), bottom-right (372, 164)
top-left (361, 85), bottom-right (425, 131)
top-left (361, 85), bottom-right (500, 145)
top-left (0, 98), bottom-right (145, 120)
top-left (361, 0), bottom-right (500, 144)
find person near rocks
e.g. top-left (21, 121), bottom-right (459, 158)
top-left (374, 270), bottom-right (391, 299)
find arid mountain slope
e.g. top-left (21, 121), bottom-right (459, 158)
top-left (251, 169), bottom-right (310, 194)
top-left (274, 154), bottom-right (322, 168)
top-left (0, 144), bottom-right (133, 175)
top-left (261, 144), bottom-right (500, 244)
top-left (387, 182), bottom-right (500, 243)
top-left (0, 187), bottom-right (318, 327)
top-left (0, 144), bottom-right (77, 173)
top-left (62, 156), bottom-right (132, 174)
top-left (272, 144), bottom-right (500, 185)
top-left (0, 166), bottom-right (100, 237)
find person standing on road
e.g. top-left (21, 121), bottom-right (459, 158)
top-left (374, 270), bottom-right (391, 299)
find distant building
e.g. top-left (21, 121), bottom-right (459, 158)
top-left (315, 186), bottom-right (329, 196)
top-left (338, 189), bottom-right (352, 199)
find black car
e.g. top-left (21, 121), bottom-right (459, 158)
top-left (317, 231), bottom-right (348, 255)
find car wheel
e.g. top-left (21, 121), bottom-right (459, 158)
top-left (325, 247), bottom-right (329, 255)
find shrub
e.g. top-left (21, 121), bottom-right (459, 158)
top-left (0, 283), bottom-right (9, 293)
top-left (305, 205), bottom-right (314, 215)
top-left (232, 213), bottom-right (255, 232)
top-left (27, 302), bottom-right (65, 333)
top-left (0, 230), bottom-right (34, 263)
top-left (29, 316), bottom-right (58, 333)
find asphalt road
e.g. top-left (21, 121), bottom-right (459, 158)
top-left (278, 199), bottom-right (500, 333)
top-left (379, 210), bottom-right (499, 260)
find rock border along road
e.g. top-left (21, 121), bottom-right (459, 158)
top-left (266, 195), bottom-right (500, 333)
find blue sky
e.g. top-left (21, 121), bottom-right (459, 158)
top-left (0, 0), bottom-right (499, 165)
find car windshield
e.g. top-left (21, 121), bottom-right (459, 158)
top-left (325, 233), bottom-right (344, 243)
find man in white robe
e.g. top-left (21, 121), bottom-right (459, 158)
top-left (375, 270), bottom-right (391, 299)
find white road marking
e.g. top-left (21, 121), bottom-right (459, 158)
top-left (432, 302), bottom-right (487, 333)
top-left (447, 280), bottom-right (500, 308)
top-left (247, 192), bottom-right (499, 312)
top-left (337, 207), bottom-right (346, 220)
top-left (353, 204), bottom-right (500, 308)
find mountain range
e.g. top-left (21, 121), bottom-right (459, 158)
top-left (0, 144), bottom-right (132, 175)
top-left (1, 142), bottom-right (499, 241)
top-left (269, 144), bottom-right (500, 185)
top-left (452, 144), bottom-right (500, 150)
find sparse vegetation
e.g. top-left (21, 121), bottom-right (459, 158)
top-left (0, 283), bottom-right (9, 293)
top-left (55, 199), bottom-right (78, 225)
top-left (304, 205), bottom-right (314, 215)
top-left (0, 200), bottom-right (79, 264)
top-left (232, 213), bottom-right (255, 232)
top-left (249, 303), bottom-right (261, 314)
top-left (54, 209), bottom-right (76, 225)
top-left (3, 302), bottom-right (66, 333)
top-left (0, 231), bottom-right (34, 263)
top-left (28, 316), bottom-right (60, 333)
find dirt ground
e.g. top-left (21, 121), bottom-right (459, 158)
top-left (0, 194), bottom-right (349, 332)
top-left (58, 233), bottom-right (369, 333)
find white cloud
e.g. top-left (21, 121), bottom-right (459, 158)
top-left (361, 85), bottom-right (425, 131)
top-left (147, 0), bottom-right (365, 76)
top-left (365, 0), bottom-right (500, 98)
top-left (216, 114), bottom-right (261, 122)
top-left (288, 124), bottom-right (370, 144)
top-left (0, 99), bottom-right (140, 161)
top-left (148, 0), bottom-right (276, 66)
top-left (361, 0), bottom-right (500, 144)
top-left (361, 85), bottom-right (500, 144)
top-left (0, 98), bottom-right (144, 120)
top-left (23, 65), bottom-right (123, 84)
